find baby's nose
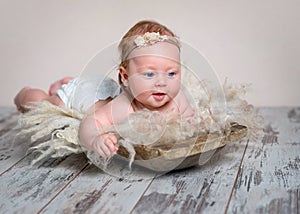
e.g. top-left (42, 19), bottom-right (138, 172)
top-left (154, 76), bottom-right (167, 87)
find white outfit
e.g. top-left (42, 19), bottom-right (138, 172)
top-left (57, 75), bottom-right (120, 112)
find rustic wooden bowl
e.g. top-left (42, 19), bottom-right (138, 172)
top-left (116, 123), bottom-right (247, 171)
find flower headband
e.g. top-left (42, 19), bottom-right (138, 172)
top-left (122, 32), bottom-right (181, 61)
top-left (134, 32), bottom-right (170, 47)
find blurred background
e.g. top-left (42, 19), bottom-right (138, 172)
top-left (1, 0), bottom-right (299, 107)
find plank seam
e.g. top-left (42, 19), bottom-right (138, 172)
top-left (224, 139), bottom-right (249, 214)
top-left (0, 154), bottom-right (29, 176)
top-left (129, 176), bottom-right (156, 213)
top-left (37, 163), bottom-right (90, 213)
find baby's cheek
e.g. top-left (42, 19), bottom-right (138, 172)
top-left (131, 85), bottom-right (150, 97)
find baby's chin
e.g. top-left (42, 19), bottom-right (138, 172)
top-left (143, 99), bottom-right (173, 110)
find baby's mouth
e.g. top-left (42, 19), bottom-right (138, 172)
top-left (152, 92), bottom-right (166, 101)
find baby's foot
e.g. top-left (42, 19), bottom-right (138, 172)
top-left (14, 86), bottom-right (31, 112)
top-left (48, 77), bottom-right (73, 95)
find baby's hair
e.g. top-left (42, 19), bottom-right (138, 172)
top-left (118, 20), bottom-right (178, 85)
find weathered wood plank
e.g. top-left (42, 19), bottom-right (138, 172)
top-left (0, 153), bottom-right (88, 213)
top-left (1, 107), bottom-right (299, 213)
top-left (227, 107), bottom-right (300, 214)
top-left (0, 107), bottom-right (153, 213)
top-left (0, 107), bottom-right (18, 136)
top-left (131, 140), bottom-right (248, 213)
top-left (40, 163), bottom-right (154, 213)
top-left (0, 108), bottom-right (28, 175)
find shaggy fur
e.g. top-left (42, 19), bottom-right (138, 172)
top-left (16, 75), bottom-right (263, 169)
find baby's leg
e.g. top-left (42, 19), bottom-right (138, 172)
top-left (14, 87), bottom-right (64, 112)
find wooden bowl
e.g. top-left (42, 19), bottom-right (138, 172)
top-left (117, 122), bottom-right (247, 171)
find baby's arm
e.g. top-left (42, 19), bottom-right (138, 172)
top-left (79, 93), bottom-right (132, 158)
top-left (79, 103), bottom-right (118, 158)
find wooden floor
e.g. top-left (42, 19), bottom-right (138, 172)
top-left (0, 107), bottom-right (299, 214)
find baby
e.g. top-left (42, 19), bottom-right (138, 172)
top-left (79, 20), bottom-right (195, 158)
top-left (14, 20), bottom-right (195, 158)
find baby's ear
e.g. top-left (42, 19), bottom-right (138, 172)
top-left (119, 66), bottom-right (128, 80)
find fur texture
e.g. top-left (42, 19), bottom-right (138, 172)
top-left (16, 75), bottom-right (263, 169)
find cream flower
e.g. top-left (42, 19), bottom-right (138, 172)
top-left (134, 32), bottom-right (169, 47)
top-left (134, 36), bottom-right (145, 46)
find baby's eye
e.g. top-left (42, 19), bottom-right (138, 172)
top-left (144, 72), bottom-right (155, 78)
top-left (167, 72), bottom-right (176, 77)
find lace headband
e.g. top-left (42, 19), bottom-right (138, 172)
top-left (122, 32), bottom-right (181, 62)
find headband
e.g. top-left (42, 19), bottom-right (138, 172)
top-left (122, 32), bottom-right (181, 62)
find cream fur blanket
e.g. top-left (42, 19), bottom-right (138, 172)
top-left (16, 79), bottom-right (263, 170)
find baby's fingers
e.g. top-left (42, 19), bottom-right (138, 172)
top-left (98, 141), bottom-right (113, 157)
top-left (96, 135), bottom-right (117, 157)
top-left (109, 133), bottom-right (117, 144)
top-left (105, 134), bottom-right (118, 153)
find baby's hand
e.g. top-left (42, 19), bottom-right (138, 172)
top-left (92, 133), bottom-right (118, 158)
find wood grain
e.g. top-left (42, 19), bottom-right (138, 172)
top-left (0, 107), bottom-right (299, 214)
top-left (0, 153), bottom-right (88, 213)
top-left (0, 108), bottom-right (27, 175)
top-left (227, 107), bottom-right (300, 214)
top-left (41, 164), bottom-right (153, 213)
top-left (132, 140), bottom-right (248, 213)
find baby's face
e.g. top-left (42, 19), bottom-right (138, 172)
top-left (126, 55), bottom-right (181, 110)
